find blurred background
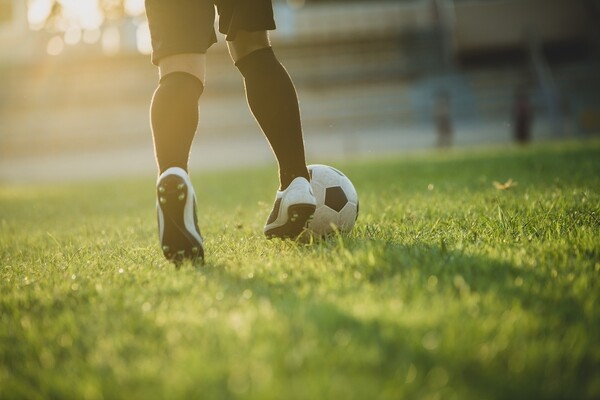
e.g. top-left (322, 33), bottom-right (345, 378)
top-left (0, 0), bottom-right (599, 182)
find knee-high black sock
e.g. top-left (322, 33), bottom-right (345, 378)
top-left (150, 72), bottom-right (203, 174)
top-left (236, 47), bottom-right (309, 190)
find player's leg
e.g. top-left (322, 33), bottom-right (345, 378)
top-left (229, 31), bottom-right (310, 191)
top-left (151, 54), bottom-right (205, 174)
top-left (152, 66), bottom-right (206, 262)
top-left (145, 0), bottom-right (216, 262)
top-left (229, 32), bottom-right (316, 238)
top-left (219, 0), bottom-right (315, 238)
top-left (146, 0), bottom-right (216, 174)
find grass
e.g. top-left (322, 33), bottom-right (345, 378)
top-left (1, 140), bottom-right (599, 400)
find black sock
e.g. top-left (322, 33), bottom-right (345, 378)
top-left (236, 47), bottom-right (309, 190)
top-left (150, 72), bottom-right (203, 174)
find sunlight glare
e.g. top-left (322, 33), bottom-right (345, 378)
top-left (29, 0), bottom-right (151, 56)
top-left (59, 0), bottom-right (103, 30)
top-left (136, 21), bottom-right (152, 55)
top-left (125, 0), bottom-right (145, 17)
top-left (29, 0), bottom-right (104, 31)
top-left (28, 0), bottom-right (53, 30)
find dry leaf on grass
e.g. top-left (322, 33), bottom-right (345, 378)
top-left (493, 179), bottom-right (518, 190)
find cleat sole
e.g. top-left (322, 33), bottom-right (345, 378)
top-left (265, 203), bottom-right (316, 239)
top-left (157, 174), bottom-right (204, 264)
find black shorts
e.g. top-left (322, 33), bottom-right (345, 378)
top-left (145, 0), bottom-right (276, 65)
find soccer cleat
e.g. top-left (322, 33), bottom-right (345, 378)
top-left (264, 177), bottom-right (317, 239)
top-left (156, 167), bottom-right (204, 263)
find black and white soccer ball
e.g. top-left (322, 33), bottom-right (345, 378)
top-left (307, 164), bottom-right (359, 236)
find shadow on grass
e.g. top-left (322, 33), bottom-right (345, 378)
top-left (198, 236), bottom-right (597, 400)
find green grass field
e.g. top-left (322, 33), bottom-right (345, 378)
top-left (1, 140), bottom-right (599, 399)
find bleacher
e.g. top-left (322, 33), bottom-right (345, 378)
top-left (1, 0), bottom-right (598, 161)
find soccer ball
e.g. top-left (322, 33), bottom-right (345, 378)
top-left (307, 164), bottom-right (359, 236)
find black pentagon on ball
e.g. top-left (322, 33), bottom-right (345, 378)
top-left (324, 186), bottom-right (348, 212)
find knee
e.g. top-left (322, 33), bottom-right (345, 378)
top-left (158, 53), bottom-right (206, 85)
top-left (229, 31), bottom-right (271, 63)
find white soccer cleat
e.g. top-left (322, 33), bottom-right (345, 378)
top-left (264, 177), bottom-right (317, 239)
top-left (156, 167), bottom-right (204, 263)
